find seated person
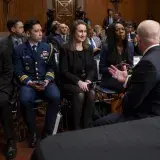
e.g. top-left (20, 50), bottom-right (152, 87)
top-left (87, 27), bottom-right (101, 56)
top-left (0, 44), bottom-right (17, 159)
top-left (94, 25), bottom-right (106, 42)
top-left (12, 20), bottom-right (60, 148)
top-left (95, 20), bottom-right (160, 126)
top-left (99, 21), bottom-right (134, 92)
top-left (0, 19), bottom-right (25, 49)
top-left (47, 21), bottom-right (60, 43)
top-left (50, 23), bottom-right (69, 52)
top-left (60, 20), bottom-right (95, 130)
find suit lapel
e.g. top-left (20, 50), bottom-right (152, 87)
top-left (8, 35), bottom-right (14, 49)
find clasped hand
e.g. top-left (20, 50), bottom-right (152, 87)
top-left (28, 80), bottom-right (49, 91)
top-left (78, 80), bottom-right (91, 92)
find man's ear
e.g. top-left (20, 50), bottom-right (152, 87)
top-left (136, 35), bottom-right (140, 44)
top-left (25, 31), bottom-right (30, 37)
top-left (11, 26), bottom-right (16, 33)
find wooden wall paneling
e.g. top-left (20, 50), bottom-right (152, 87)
top-left (118, 0), bottom-right (149, 24)
top-left (149, 0), bottom-right (160, 22)
top-left (76, 0), bottom-right (84, 9)
top-left (84, 0), bottom-right (149, 27)
top-left (0, 0), bottom-right (47, 32)
top-left (0, 0), bottom-right (4, 31)
top-left (17, 0), bottom-right (47, 28)
top-left (8, 0), bottom-right (19, 20)
top-left (84, 0), bottom-right (109, 26)
top-left (53, 0), bottom-right (75, 26)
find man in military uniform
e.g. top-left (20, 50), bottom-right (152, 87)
top-left (12, 20), bottom-right (60, 148)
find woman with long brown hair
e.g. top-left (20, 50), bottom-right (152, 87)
top-left (59, 20), bottom-right (95, 130)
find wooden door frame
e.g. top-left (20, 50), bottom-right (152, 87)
top-left (52, 0), bottom-right (76, 21)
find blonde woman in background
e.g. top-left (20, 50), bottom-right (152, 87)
top-left (94, 25), bottom-right (106, 42)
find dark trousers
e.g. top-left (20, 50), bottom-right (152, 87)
top-left (94, 113), bottom-right (124, 126)
top-left (94, 112), bottom-right (145, 126)
top-left (63, 84), bottom-right (95, 130)
top-left (0, 92), bottom-right (13, 140)
top-left (19, 83), bottom-right (60, 134)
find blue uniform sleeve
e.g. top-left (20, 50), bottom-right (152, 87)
top-left (12, 47), bottom-right (31, 85)
top-left (45, 44), bottom-right (55, 81)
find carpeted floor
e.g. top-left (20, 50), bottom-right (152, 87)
top-left (0, 116), bottom-right (44, 160)
top-left (0, 141), bottom-right (34, 160)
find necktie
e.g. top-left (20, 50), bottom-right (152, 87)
top-left (109, 17), bottom-right (113, 24)
top-left (62, 35), bottom-right (66, 42)
top-left (32, 45), bottom-right (37, 51)
top-left (90, 38), bottom-right (95, 48)
top-left (32, 45), bottom-right (37, 59)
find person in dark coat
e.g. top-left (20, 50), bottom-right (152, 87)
top-left (95, 20), bottom-right (160, 126)
top-left (12, 20), bottom-right (60, 148)
top-left (59, 20), bottom-right (96, 130)
top-left (99, 21), bottom-right (134, 92)
top-left (0, 43), bottom-right (17, 159)
top-left (0, 19), bottom-right (26, 52)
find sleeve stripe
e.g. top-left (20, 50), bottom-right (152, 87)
top-left (19, 75), bottom-right (28, 82)
top-left (46, 72), bottom-right (54, 78)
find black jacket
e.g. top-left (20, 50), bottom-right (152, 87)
top-left (99, 43), bottom-right (134, 91)
top-left (123, 45), bottom-right (160, 117)
top-left (59, 44), bottom-right (95, 85)
top-left (0, 35), bottom-right (26, 53)
top-left (0, 43), bottom-right (13, 95)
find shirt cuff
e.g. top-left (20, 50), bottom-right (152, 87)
top-left (123, 75), bottom-right (131, 88)
top-left (27, 80), bottom-right (32, 85)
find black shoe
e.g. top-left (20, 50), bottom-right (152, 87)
top-left (6, 139), bottom-right (17, 160)
top-left (28, 132), bottom-right (37, 148)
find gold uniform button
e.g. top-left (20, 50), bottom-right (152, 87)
top-left (35, 62), bottom-right (38, 64)
top-left (36, 68), bottom-right (38, 71)
top-left (36, 73), bottom-right (38, 75)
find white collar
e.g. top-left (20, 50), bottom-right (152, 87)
top-left (61, 34), bottom-right (66, 37)
top-left (143, 44), bottom-right (160, 55)
top-left (29, 42), bottom-right (38, 48)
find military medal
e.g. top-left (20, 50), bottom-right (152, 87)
top-left (42, 51), bottom-right (49, 57)
top-left (25, 66), bottom-right (30, 70)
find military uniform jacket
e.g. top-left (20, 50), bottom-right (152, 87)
top-left (13, 41), bottom-right (55, 85)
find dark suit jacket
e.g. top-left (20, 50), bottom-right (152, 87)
top-left (123, 45), bottom-right (160, 117)
top-left (103, 16), bottom-right (115, 33)
top-left (50, 35), bottom-right (69, 51)
top-left (0, 35), bottom-right (26, 54)
top-left (99, 42), bottom-right (134, 91)
top-left (0, 43), bottom-right (13, 95)
top-left (59, 44), bottom-right (95, 85)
